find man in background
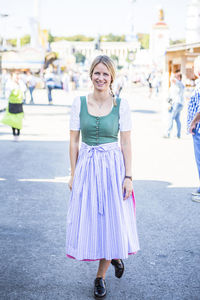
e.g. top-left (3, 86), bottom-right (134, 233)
top-left (187, 56), bottom-right (200, 202)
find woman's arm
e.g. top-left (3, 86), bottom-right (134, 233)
top-left (120, 131), bottom-right (133, 200)
top-left (68, 130), bottom-right (80, 190)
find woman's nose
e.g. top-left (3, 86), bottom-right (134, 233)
top-left (98, 74), bottom-right (104, 80)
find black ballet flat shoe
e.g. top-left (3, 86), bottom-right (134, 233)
top-left (94, 277), bottom-right (107, 298)
top-left (111, 259), bottom-right (124, 278)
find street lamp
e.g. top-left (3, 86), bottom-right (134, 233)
top-left (16, 26), bottom-right (22, 49)
top-left (0, 13), bottom-right (9, 50)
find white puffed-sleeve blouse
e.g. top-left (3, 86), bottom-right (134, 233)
top-left (70, 96), bottom-right (132, 131)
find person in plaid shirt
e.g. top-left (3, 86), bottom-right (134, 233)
top-left (187, 56), bottom-right (200, 202)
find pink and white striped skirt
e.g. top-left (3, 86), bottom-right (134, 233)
top-left (66, 142), bottom-right (139, 260)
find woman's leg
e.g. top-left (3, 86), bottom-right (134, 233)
top-left (193, 133), bottom-right (200, 180)
top-left (175, 104), bottom-right (183, 138)
top-left (17, 129), bottom-right (20, 136)
top-left (166, 110), bottom-right (174, 137)
top-left (192, 133), bottom-right (200, 201)
top-left (12, 127), bottom-right (16, 136)
top-left (29, 87), bottom-right (34, 103)
top-left (96, 259), bottom-right (111, 279)
top-left (94, 260), bottom-right (110, 298)
top-left (47, 86), bottom-right (52, 103)
top-left (175, 110), bottom-right (181, 138)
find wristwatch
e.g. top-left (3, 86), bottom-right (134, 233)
top-left (125, 176), bottom-right (132, 181)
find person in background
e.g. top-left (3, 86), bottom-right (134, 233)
top-left (71, 72), bottom-right (79, 90)
top-left (44, 67), bottom-right (55, 104)
top-left (20, 71), bottom-right (28, 104)
top-left (147, 71), bottom-right (155, 99)
top-left (67, 55), bottom-right (139, 298)
top-left (187, 56), bottom-right (200, 202)
top-left (62, 71), bottom-right (70, 92)
top-left (1, 71), bottom-right (26, 141)
top-left (113, 74), bottom-right (127, 97)
top-left (164, 70), bottom-right (185, 138)
top-left (154, 71), bottom-right (162, 96)
top-left (26, 71), bottom-right (37, 104)
top-left (1, 69), bottom-right (10, 99)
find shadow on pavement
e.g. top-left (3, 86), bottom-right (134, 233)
top-left (132, 109), bottom-right (157, 114)
top-left (24, 103), bottom-right (72, 108)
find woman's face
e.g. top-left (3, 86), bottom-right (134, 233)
top-left (91, 63), bottom-right (112, 92)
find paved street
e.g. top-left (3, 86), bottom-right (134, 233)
top-left (0, 86), bottom-right (200, 300)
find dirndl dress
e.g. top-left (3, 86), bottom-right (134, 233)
top-left (66, 96), bottom-right (139, 260)
top-left (2, 88), bottom-right (24, 130)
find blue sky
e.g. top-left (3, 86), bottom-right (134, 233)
top-left (0, 0), bottom-right (188, 40)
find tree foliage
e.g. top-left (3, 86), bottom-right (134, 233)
top-left (170, 39), bottom-right (186, 45)
top-left (7, 38), bottom-right (17, 47)
top-left (137, 33), bottom-right (149, 49)
top-left (110, 54), bottom-right (119, 63)
top-left (48, 31), bottom-right (55, 43)
top-left (74, 52), bottom-right (86, 64)
top-left (20, 35), bottom-right (30, 46)
top-left (54, 35), bottom-right (94, 42)
top-left (101, 33), bottom-right (126, 42)
top-left (7, 35), bottom-right (30, 47)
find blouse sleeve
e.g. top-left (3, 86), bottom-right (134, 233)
top-left (70, 96), bottom-right (81, 130)
top-left (119, 98), bottom-right (132, 131)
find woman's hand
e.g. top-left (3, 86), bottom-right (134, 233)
top-left (189, 112), bottom-right (200, 134)
top-left (68, 175), bottom-right (74, 191)
top-left (189, 120), bottom-right (196, 135)
top-left (122, 178), bottom-right (133, 200)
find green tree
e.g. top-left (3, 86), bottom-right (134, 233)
top-left (7, 38), bottom-right (17, 47)
top-left (54, 35), bottom-right (94, 42)
top-left (7, 35), bottom-right (30, 47)
top-left (110, 54), bottom-right (119, 63)
top-left (74, 52), bottom-right (86, 64)
top-left (48, 31), bottom-right (55, 43)
top-left (20, 35), bottom-right (30, 46)
top-left (66, 35), bottom-right (94, 41)
top-left (101, 33), bottom-right (126, 42)
top-left (137, 33), bottom-right (149, 49)
top-left (170, 39), bottom-right (185, 45)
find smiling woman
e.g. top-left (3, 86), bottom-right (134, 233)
top-left (66, 55), bottom-right (139, 298)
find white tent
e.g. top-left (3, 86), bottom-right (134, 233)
top-left (1, 47), bottom-right (45, 71)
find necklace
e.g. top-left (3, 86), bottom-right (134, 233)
top-left (92, 95), bottom-right (111, 109)
top-left (96, 102), bottom-right (104, 109)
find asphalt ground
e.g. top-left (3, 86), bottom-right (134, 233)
top-left (0, 86), bottom-right (200, 300)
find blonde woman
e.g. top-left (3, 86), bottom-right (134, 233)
top-left (67, 55), bottom-right (139, 298)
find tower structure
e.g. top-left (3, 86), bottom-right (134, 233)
top-left (30, 0), bottom-right (40, 48)
top-left (149, 7), bottom-right (170, 68)
top-left (186, 0), bottom-right (200, 44)
top-left (126, 0), bottom-right (137, 42)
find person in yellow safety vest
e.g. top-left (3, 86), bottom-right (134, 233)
top-left (1, 71), bottom-right (26, 141)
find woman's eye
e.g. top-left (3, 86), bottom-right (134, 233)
top-left (104, 73), bottom-right (109, 76)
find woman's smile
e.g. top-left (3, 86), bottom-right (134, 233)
top-left (92, 63), bottom-right (112, 91)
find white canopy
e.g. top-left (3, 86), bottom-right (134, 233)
top-left (2, 47), bottom-right (45, 70)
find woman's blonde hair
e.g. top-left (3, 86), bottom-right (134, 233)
top-left (89, 55), bottom-right (117, 105)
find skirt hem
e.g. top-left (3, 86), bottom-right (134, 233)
top-left (66, 252), bottom-right (138, 261)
